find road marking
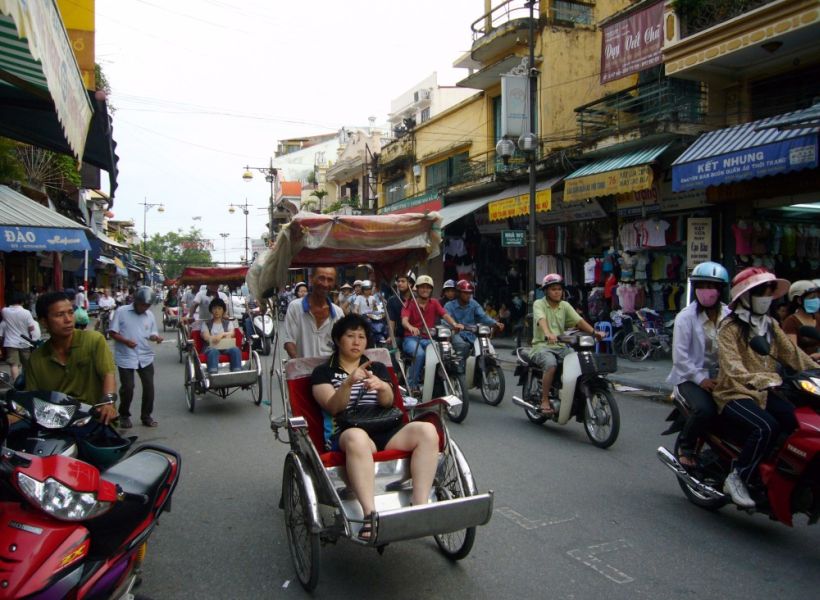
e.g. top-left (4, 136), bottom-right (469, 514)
top-left (567, 539), bottom-right (634, 584)
top-left (494, 506), bottom-right (577, 530)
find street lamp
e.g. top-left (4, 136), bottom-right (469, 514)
top-left (241, 159), bottom-right (279, 241)
top-left (219, 232), bottom-right (229, 265)
top-left (140, 198), bottom-right (165, 254)
top-left (228, 200), bottom-right (253, 264)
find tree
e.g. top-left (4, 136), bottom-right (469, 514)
top-left (143, 227), bottom-right (214, 279)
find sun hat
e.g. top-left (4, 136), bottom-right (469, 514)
top-left (340, 282), bottom-right (353, 290)
top-left (729, 267), bottom-right (789, 306)
top-left (415, 275), bottom-right (434, 289)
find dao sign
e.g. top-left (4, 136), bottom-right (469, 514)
top-left (0, 226), bottom-right (90, 252)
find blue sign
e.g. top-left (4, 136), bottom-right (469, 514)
top-left (672, 135), bottom-right (818, 192)
top-left (0, 226), bottom-right (90, 252)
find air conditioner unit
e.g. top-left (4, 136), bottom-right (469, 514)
top-left (419, 89), bottom-right (431, 100)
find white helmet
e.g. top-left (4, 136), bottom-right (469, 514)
top-left (361, 279), bottom-right (372, 289)
top-left (414, 275), bottom-right (434, 289)
top-left (78, 285), bottom-right (85, 291)
top-left (788, 280), bottom-right (818, 302)
top-left (353, 279), bottom-right (363, 287)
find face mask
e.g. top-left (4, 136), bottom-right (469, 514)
top-left (804, 298), bottom-right (820, 314)
top-left (695, 288), bottom-right (720, 308)
top-left (751, 295), bottom-right (773, 315)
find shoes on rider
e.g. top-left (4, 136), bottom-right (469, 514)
top-left (723, 471), bottom-right (755, 508)
top-left (119, 416), bottom-right (133, 429)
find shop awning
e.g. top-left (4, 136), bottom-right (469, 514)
top-left (440, 196), bottom-right (497, 228)
top-left (564, 144), bottom-right (670, 202)
top-left (113, 257), bottom-right (127, 277)
top-left (671, 110), bottom-right (818, 192)
top-left (96, 255), bottom-right (115, 265)
top-left (487, 177), bottom-right (563, 222)
top-left (95, 230), bottom-right (129, 250)
top-left (0, 184), bottom-right (90, 252)
top-left (0, 1), bottom-right (93, 164)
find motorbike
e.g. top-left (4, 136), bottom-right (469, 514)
top-left (462, 323), bottom-right (506, 406)
top-left (277, 295), bottom-right (289, 321)
top-left (0, 437), bottom-right (181, 599)
top-left (657, 327), bottom-right (820, 525)
top-left (95, 306), bottom-right (113, 339)
top-left (250, 306), bottom-right (274, 356)
top-left (365, 297), bottom-right (390, 347)
top-left (162, 305), bottom-right (179, 332)
top-left (512, 333), bottom-right (620, 448)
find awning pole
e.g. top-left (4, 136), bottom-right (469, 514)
top-left (84, 249), bottom-right (89, 290)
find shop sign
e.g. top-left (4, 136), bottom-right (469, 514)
top-left (600, 1), bottom-right (664, 84)
top-left (565, 165), bottom-right (654, 203)
top-left (474, 210), bottom-right (508, 234)
top-left (488, 188), bottom-right (551, 222)
top-left (501, 230), bottom-right (527, 247)
top-left (0, 226), bottom-right (90, 252)
top-left (380, 191), bottom-right (442, 215)
top-left (686, 217), bottom-right (712, 266)
top-left (535, 194), bottom-right (607, 225)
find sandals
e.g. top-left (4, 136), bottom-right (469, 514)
top-left (537, 404), bottom-right (556, 416)
top-left (677, 448), bottom-right (697, 469)
top-left (358, 513), bottom-right (375, 542)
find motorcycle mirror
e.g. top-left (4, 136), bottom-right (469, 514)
top-left (0, 372), bottom-right (10, 384)
top-left (749, 335), bottom-right (771, 356)
top-left (798, 325), bottom-right (820, 341)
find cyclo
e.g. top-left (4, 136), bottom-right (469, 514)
top-left (252, 212), bottom-right (494, 591)
top-left (178, 266), bottom-right (263, 413)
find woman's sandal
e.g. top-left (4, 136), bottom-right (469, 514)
top-left (677, 449), bottom-right (697, 469)
top-left (358, 513), bottom-right (375, 542)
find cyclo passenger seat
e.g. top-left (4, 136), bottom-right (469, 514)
top-left (190, 328), bottom-right (249, 364)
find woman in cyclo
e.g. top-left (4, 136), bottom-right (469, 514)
top-left (714, 267), bottom-right (817, 508)
top-left (311, 313), bottom-right (439, 541)
top-left (666, 262), bottom-right (730, 468)
top-left (201, 298), bottom-right (242, 374)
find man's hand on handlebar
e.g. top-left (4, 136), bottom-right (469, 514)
top-left (94, 402), bottom-right (117, 425)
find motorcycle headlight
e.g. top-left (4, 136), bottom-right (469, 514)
top-left (17, 473), bottom-right (112, 521)
top-left (578, 335), bottom-right (595, 348)
top-left (33, 399), bottom-right (76, 429)
top-left (439, 342), bottom-right (452, 357)
top-left (477, 325), bottom-right (491, 336)
top-left (436, 327), bottom-right (452, 340)
top-left (799, 378), bottom-right (820, 396)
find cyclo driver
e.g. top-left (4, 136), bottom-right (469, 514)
top-left (445, 279), bottom-right (504, 360)
top-left (531, 274), bottom-right (604, 415)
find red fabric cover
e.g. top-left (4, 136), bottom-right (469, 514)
top-left (191, 328), bottom-right (249, 363)
top-left (178, 266), bottom-right (249, 285)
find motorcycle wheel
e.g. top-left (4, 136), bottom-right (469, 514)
top-left (184, 358), bottom-right (196, 413)
top-left (261, 333), bottom-right (271, 356)
top-left (583, 387), bottom-right (620, 449)
top-left (673, 436), bottom-right (729, 511)
top-left (445, 371), bottom-right (469, 424)
top-left (479, 364), bottom-right (505, 406)
top-left (283, 455), bottom-right (321, 591)
top-left (523, 376), bottom-right (548, 424)
top-left (433, 441), bottom-right (477, 560)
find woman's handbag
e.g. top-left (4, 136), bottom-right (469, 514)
top-left (336, 384), bottom-right (402, 434)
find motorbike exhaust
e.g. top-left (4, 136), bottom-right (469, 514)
top-left (511, 396), bottom-right (534, 410)
top-left (656, 446), bottom-right (726, 501)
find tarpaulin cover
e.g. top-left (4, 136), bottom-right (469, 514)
top-left (178, 266), bottom-right (249, 285)
top-left (255, 212), bottom-right (442, 298)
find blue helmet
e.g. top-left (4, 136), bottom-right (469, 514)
top-left (690, 261), bottom-right (729, 285)
top-left (442, 279), bottom-right (456, 290)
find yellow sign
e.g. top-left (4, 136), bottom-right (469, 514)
top-left (57, 0), bottom-right (95, 89)
top-left (488, 188), bottom-right (551, 222)
top-left (564, 165), bottom-right (654, 203)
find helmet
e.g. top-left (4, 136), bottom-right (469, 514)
top-left (788, 280), bottom-right (818, 302)
top-left (690, 261), bottom-right (729, 285)
top-left (542, 273), bottom-right (564, 288)
top-left (340, 282), bottom-right (353, 290)
top-left (294, 282), bottom-right (308, 292)
top-left (78, 425), bottom-right (133, 469)
top-left (415, 275), bottom-right (434, 289)
top-left (353, 279), bottom-right (363, 287)
top-left (78, 285), bottom-right (84, 291)
top-left (456, 279), bottom-right (474, 293)
top-left (442, 279), bottom-right (456, 290)
top-left (729, 267), bottom-right (789, 305)
top-left (361, 279), bottom-right (372, 289)
top-left (134, 286), bottom-right (155, 305)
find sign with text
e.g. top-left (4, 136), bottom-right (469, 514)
top-left (686, 217), bottom-right (712, 267)
top-left (488, 188), bottom-right (551, 221)
top-left (600, 1), bottom-right (663, 84)
top-left (501, 230), bottom-right (527, 247)
top-left (565, 165), bottom-right (654, 202)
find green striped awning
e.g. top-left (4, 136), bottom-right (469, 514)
top-left (565, 144), bottom-right (672, 179)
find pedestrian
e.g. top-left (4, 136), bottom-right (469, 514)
top-left (282, 266), bottom-right (343, 359)
top-left (74, 285), bottom-right (89, 311)
top-left (108, 286), bottom-right (163, 428)
top-left (0, 291), bottom-right (37, 380)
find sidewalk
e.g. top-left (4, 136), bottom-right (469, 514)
top-left (492, 335), bottom-right (673, 396)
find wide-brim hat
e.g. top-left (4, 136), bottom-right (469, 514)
top-left (730, 267), bottom-right (789, 306)
top-left (340, 283), bottom-right (352, 290)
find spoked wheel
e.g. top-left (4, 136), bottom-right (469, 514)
top-left (583, 387), bottom-right (620, 448)
top-left (479, 364), bottom-right (505, 406)
top-left (283, 455), bottom-right (320, 591)
top-left (445, 371), bottom-right (469, 424)
top-left (184, 358), bottom-right (197, 413)
top-left (523, 376), bottom-right (548, 424)
top-left (673, 436), bottom-right (729, 511)
top-left (623, 331), bottom-right (652, 362)
top-left (250, 374), bottom-right (263, 406)
top-left (261, 334), bottom-right (271, 356)
top-left (433, 444), bottom-right (476, 560)
top-left (177, 329), bottom-right (185, 364)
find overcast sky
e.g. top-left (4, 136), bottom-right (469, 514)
top-left (96, 0), bottom-right (479, 263)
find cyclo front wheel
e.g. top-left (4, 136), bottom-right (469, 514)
top-left (283, 455), bottom-right (320, 591)
top-left (433, 441), bottom-right (477, 560)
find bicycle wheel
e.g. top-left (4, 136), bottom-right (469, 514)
top-left (624, 331), bottom-right (652, 362)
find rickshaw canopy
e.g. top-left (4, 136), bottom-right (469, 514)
top-left (178, 266), bottom-right (249, 286)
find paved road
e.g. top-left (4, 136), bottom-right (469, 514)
top-left (130, 321), bottom-right (818, 599)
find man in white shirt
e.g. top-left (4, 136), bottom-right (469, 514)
top-left (108, 286), bottom-right (163, 428)
top-left (97, 289), bottom-right (116, 310)
top-left (0, 292), bottom-right (37, 379)
top-left (187, 283), bottom-right (230, 330)
top-left (74, 285), bottom-right (88, 310)
top-left (283, 267), bottom-right (343, 359)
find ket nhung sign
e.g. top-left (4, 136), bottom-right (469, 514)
top-left (600, 0), bottom-right (664, 84)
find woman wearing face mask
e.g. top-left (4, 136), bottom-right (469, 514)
top-left (666, 262), bottom-right (731, 468)
top-left (782, 280), bottom-right (820, 361)
top-left (713, 268), bottom-right (817, 508)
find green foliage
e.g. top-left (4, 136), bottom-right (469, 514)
top-left (143, 227), bottom-right (214, 279)
top-left (53, 153), bottom-right (81, 188)
top-left (0, 137), bottom-right (25, 184)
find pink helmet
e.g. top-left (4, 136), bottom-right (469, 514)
top-left (456, 279), bottom-right (474, 293)
top-left (542, 273), bottom-right (564, 288)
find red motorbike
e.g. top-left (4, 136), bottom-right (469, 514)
top-left (0, 422), bottom-right (180, 598)
top-left (657, 362), bottom-right (820, 526)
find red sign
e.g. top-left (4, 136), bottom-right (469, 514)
top-left (600, 1), bottom-right (663, 84)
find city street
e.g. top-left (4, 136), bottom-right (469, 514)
top-left (129, 318), bottom-right (819, 599)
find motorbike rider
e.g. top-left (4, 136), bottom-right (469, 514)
top-left (339, 282), bottom-right (354, 313)
top-left (782, 280), bottom-right (820, 361)
top-left (531, 274), bottom-right (603, 415)
top-left (163, 285), bottom-right (179, 318)
top-left (714, 267), bottom-right (817, 508)
top-left (445, 279), bottom-right (504, 360)
top-left (387, 272), bottom-right (414, 349)
top-left (666, 261), bottom-right (731, 468)
top-left (400, 275), bottom-right (463, 394)
top-left (294, 282), bottom-right (308, 299)
top-left (353, 280), bottom-right (379, 316)
top-left (441, 279), bottom-right (457, 305)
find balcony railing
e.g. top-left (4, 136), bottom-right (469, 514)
top-left (676, 0), bottom-right (777, 38)
top-left (575, 77), bottom-right (707, 139)
top-left (470, 0), bottom-right (538, 41)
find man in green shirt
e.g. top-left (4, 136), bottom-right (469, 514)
top-left (26, 292), bottom-right (118, 424)
top-left (531, 274), bottom-right (603, 415)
